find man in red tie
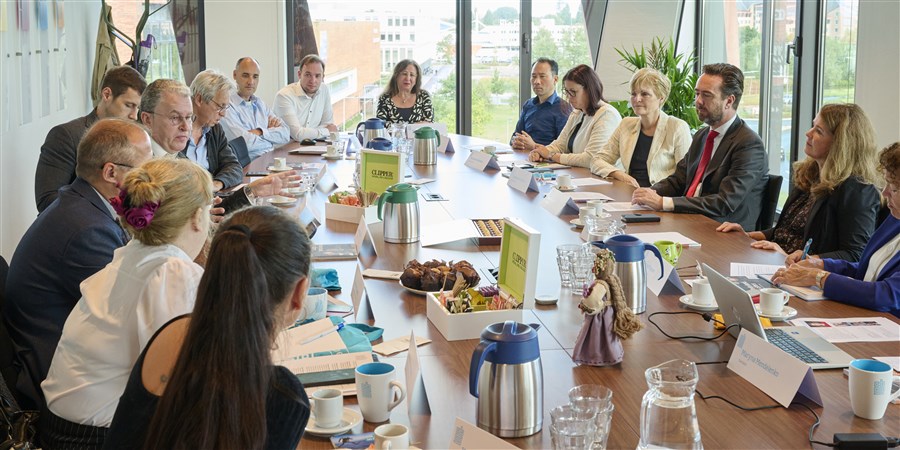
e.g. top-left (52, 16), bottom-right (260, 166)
top-left (632, 63), bottom-right (767, 231)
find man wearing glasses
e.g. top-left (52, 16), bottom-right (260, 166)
top-left (510, 58), bottom-right (572, 152)
top-left (222, 57), bottom-right (290, 161)
top-left (35, 65), bottom-right (147, 212)
top-left (6, 119), bottom-right (152, 410)
top-left (274, 54), bottom-right (339, 141)
top-left (184, 69), bottom-right (244, 191)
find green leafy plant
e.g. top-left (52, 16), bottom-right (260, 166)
top-left (610, 37), bottom-right (703, 131)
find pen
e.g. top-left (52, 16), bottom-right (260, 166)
top-left (300, 323), bottom-right (344, 345)
top-left (800, 238), bottom-right (813, 260)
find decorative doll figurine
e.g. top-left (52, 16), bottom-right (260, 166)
top-left (572, 249), bottom-right (643, 366)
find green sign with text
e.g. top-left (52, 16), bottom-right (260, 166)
top-left (499, 222), bottom-right (530, 303)
top-left (360, 150), bottom-right (403, 194)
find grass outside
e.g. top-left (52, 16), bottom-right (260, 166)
top-left (478, 104), bottom-right (520, 144)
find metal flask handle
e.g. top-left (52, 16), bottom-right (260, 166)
top-left (355, 121), bottom-right (366, 146)
top-left (376, 190), bottom-right (392, 221)
top-left (469, 340), bottom-right (496, 398)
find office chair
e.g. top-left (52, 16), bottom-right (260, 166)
top-left (756, 175), bottom-right (783, 231)
top-left (229, 136), bottom-right (252, 168)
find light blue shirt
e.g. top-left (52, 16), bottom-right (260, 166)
top-left (185, 126), bottom-right (210, 171)
top-left (222, 93), bottom-right (290, 160)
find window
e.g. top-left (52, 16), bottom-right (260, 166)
top-left (402, 18), bottom-right (408, 26)
top-left (410, 34), bottom-right (415, 42)
top-left (388, 18), bottom-right (393, 26)
top-left (388, 34), bottom-right (393, 42)
top-left (821, 0), bottom-right (858, 105)
top-left (410, 18), bottom-right (415, 26)
top-left (381, 34), bottom-right (385, 40)
top-left (531, 0), bottom-right (591, 96)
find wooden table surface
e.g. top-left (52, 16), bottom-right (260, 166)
top-left (246, 135), bottom-right (900, 449)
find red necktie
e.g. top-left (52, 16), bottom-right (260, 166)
top-left (686, 130), bottom-right (719, 197)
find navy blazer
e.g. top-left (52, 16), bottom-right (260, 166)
top-left (34, 110), bottom-right (99, 213)
top-left (822, 215), bottom-right (900, 316)
top-left (652, 116), bottom-right (768, 230)
top-left (4, 178), bottom-right (128, 409)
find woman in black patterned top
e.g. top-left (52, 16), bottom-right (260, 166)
top-left (376, 59), bottom-right (434, 126)
top-left (717, 103), bottom-right (882, 264)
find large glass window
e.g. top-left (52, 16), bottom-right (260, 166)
top-left (470, 1), bottom-right (520, 141)
top-left (295, 1), bottom-right (456, 132)
top-left (821, 0), bottom-right (859, 105)
top-left (530, 1), bottom-right (591, 96)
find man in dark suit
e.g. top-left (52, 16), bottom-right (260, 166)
top-left (5, 119), bottom-right (152, 409)
top-left (632, 63), bottom-right (767, 230)
top-left (34, 66), bottom-right (147, 212)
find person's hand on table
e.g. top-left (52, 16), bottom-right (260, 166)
top-left (772, 264), bottom-right (827, 287)
top-left (631, 187), bottom-right (663, 210)
top-left (511, 131), bottom-right (536, 151)
top-left (785, 250), bottom-right (822, 266)
top-left (249, 170), bottom-right (299, 198)
top-left (210, 196), bottom-right (226, 223)
top-left (750, 240), bottom-right (787, 255)
top-left (610, 170), bottom-right (639, 188)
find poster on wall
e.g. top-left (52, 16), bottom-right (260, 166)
top-left (54, 0), bottom-right (62, 28)
top-left (18, 12), bottom-right (32, 126)
top-left (39, 3), bottom-right (50, 117)
top-left (1, 0), bottom-right (8, 32)
top-left (55, 2), bottom-right (65, 111)
top-left (36, 0), bottom-right (47, 29)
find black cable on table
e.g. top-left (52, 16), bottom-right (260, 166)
top-left (647, 311), bottom-right (737, 340)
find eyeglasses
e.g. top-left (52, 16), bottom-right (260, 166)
top-left (105, 162), bottom-right (134, 170)
top-left (563, 88), bottom-right (580, 98)
top-left (150, 112), bottom-right (195, 126)
top-left (210, 99), bottom-right (231, 113)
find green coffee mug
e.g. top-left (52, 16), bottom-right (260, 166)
top-left (654, 240), bottom-right (683, 266)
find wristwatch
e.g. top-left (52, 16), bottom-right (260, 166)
top-left (815, 270), bottom-right (828, 289)
top-left (243, 185), bottom-right (257, 205)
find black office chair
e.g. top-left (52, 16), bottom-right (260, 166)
top-left (0, 256), bottom-right (17, 391)
top-left (756, 175), bottom-right (783, 231)
top-left (229, 136), bottom-right (252, 168)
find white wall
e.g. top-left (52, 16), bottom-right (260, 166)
top-left (0, 2), bottom-right (101, 259)
top-left (202, 1), bottom-right (287, 106)
top-left (855, 0), bottom-right (900, 149)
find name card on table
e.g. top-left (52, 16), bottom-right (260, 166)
top-left (360, 149), bottom-right (403, 194)
top-left (316, 171), bottom-right (338, 193)
top-left (540, 188), bottom-right (580, 216)
top-left (727, 329), bottom-right (822, 408)
top-left (354, 215), bottom-right (378, 257)
top-left (350, 264), bottom-right (372, 321)
top-left (449, 418), bottom-right (521, 450)
top-left (507, 166), bottom-right (539, 193)
top-left (465, 151), bottom-right (501, 172)
top-left (646, 255), bottom-right (686, 296)
top-left (404, 330), bottom-right (431, 414)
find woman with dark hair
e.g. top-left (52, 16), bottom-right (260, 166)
top-left (529, 64), bottom-right (621, 168)
top-left (717, 103), bottom-right (881, 263)
top-left (773, 142), bottom-right (900, 317)
top-left (103, 205), bottom-right (313, 449)
top-left (376, 59), bottom-right (434, 125)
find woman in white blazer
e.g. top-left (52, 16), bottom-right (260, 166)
top-left (591, 68), bottom-right (692, 187)
top-left (529, 65), bottom-right (621, 168)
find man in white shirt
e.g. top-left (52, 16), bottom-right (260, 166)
top-left (221, 57), bottom-right (290, 161)
top-left (273, 54), bottom-right (338, 141)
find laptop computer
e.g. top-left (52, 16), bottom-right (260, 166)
top-left (703, 263), bottom-right (853, 370)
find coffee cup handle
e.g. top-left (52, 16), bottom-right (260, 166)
top-left (674, 243), bottom-right (683, 258)
top-left (782, 292), bottom-right (790, 305)
top-left (387, 380), bottom-right (406, 412)
top-left (891, 376), bottom-right (900, 402)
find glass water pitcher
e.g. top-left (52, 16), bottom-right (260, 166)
top-left (638, 359), bottom-right (703, 450)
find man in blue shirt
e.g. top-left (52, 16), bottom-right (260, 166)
top-left (221, 57), bottom-right (290, 161)
top-left (510, 58), bottom-right (573, 151)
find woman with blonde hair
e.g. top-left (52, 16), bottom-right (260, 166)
top-left (41, 158), bottom-right (214, 448)
top-left (591, 67), bottom-right (692, 187)
top-left (718, 103), bottom-right (881, 263)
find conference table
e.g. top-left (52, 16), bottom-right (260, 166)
top-left (245, 134), bottom-right (899, 449)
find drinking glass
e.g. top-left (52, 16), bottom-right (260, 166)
top-left (571, 253), bottom-right (594, 288)
top-left (550, 405), bottom-right (597, 450)
top-left (557, 256), bottom-right (574, 288)
top-left (569, 385), bottom-right (615, 449)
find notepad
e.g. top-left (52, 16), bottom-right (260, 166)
top-left (272, 318), bottom-right (347, 362)
top-left (630, 232), bottom-right (701, 247)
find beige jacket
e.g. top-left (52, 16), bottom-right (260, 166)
top-left (545, 104), bottom-right (621, 169)
top-left (591, 111), bottom-right (691, 185)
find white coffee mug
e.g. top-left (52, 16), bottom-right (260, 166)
top-left (557, 174), bottom-right (574, 188)
top-left (355, 362), bottom-right (406, 423)
top-left (273, 157), bottom-right (287, 170)
top-left (578, 206), bottom-right (596, 222)
top-left (483, 145), bottom-right (497, 155)
top-left (692, 279), bottom-right (715, 306)
top-left (849, 359), bottom-right (900, 420)
top-left (311, 388), bottom-right (344, 429)
top-left (325, 145), bottom-right (339, 156)
top-left (330, 131), bottom-right (341, 143)
top-left (299, 287), bottom-right (328, 322)
top-left (759, 288), bottom-right (789, 315)
top-left (586, 199), bottom-right (605, 217)
top-left (374, 423), bottom-right (410, 450)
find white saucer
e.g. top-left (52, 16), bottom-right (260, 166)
top-left (755, 304), bottom-right (798, 321)
top-left (570, 218), bottom-right (584, 228)
top-left (284, 187), bottom-right (308, 196)
top-left (268, 195), bottom-right (298, 207)
top-left (305, 407), bottom-right (363, 437)
top-left (557, 185), bottom-right (576, 192)
top-left (323, 154), bottom-right (342, 160)
top-left (267, 165), bottom-right (293, 172)
top-left (679, 294), bottom-right (718, 311)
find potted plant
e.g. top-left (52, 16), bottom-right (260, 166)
top-left (610, 37), bottom-right (703, 131)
